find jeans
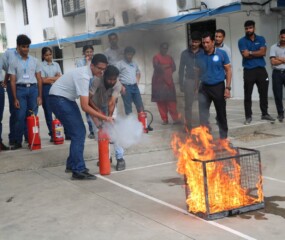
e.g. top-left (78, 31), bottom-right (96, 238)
top-left (42, 85), bottom-right (53, 136)
top-left (6, 81), bottom-right (17, 143)
top-left (0, 84), bottom-right (4, 142)
top-left (85, 113), bottom-right (94, 134)
top-left (121, 84), bottom-right (144, 115)
top-left (14, 85), bottom-right (38, 144)
top-left (49, 95), bottom-right (87, 173)
top-left (272, 69), bottom-right (285, 116)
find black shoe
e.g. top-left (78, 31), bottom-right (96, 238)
top-left (261, 114), bottom-right (275, 121)
top-left (116, 158), bottom-right (126, 171)
top-left (50, 137), bottom-right (54, 142)
top-left (244, 117), bottom-right (252, 125)
top-left (277, 115), bottom-right (284, 122)
top-left (10, 143), bottom-right (22, 150)
top-left (147, 126), bottom-right (153, 131)
top-left (0, 142), bottom-right (9, 151)
top-left (65, 167), bottom-right (89, 173)
top-left (88, 133), bottom-right (95, 139)
top-left (65, 136), bottom-right (71, 140)
top-left (72, 171), bottom-right (97, 180)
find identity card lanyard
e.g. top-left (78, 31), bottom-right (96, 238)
top-left (20, 56), bottom-right (30, 79)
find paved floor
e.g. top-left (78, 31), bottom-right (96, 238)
top-left (0, 95), bottom-right (285, 240)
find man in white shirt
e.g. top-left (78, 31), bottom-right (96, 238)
top-left (49, 54), bottom-right (113, 180)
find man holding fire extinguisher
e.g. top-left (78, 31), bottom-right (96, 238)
top-left (49, 54), bottom-right (113, 180)
top-left (89, 65), bottom-right (126, 171)
top-left (9, 34), bottom-right (42, 150)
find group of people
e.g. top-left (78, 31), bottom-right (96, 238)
top-left (153, 20), bottom-right (285, 140)
top-left (0, 32), bottom-right (149, 180)
top-left (1, 21), bottom-right (285, 179)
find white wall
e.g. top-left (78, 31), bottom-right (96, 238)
top-left (3, 0), bottom-right (86, 48)
top-left (86, 0), bottom-right (177, 33)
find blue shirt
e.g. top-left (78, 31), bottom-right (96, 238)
top-left (238, 34), bottom-right (266, 69)
top-left (178, 48), bottom-right (204, 86)
top-left (116, 59), bottom-right (140, 85)
top-left (197, 48), bottom-right (230, 85)
top-left (75, 58), bottom-right (87, 68)
top-left (8, 55), bottom-right (41, 84)
top-left (41, 60), bottom-right (62, 78)
top-left (2, 49), bottom-right (19, 72)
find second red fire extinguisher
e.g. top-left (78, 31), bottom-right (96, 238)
top-left (138, 111), bottom-right (148, 133)
top-left (98, 128), bottom-right (111, 175)
top-left (27, 112), bottom-right (41, 151)
top-left (52, 119), bottom-right (64, 145)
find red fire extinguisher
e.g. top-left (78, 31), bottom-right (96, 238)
top-left (52, 119), bottom-right (64, 145)
top-left (98, 128), bottom-right (111, 175)
top-left (138, 111), bottom-right (148, 133)
top-left (27, 113), bottom-right (41, 151)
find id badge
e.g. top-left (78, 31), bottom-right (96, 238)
top-left (23, 74), bottom-right (30, 79)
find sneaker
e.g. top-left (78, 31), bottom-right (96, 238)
top-left (0, 142), bottom-right (9, 151)
top-left (88, 133), bottom-right (95, 139)
top-left (10, 143), bottom-right (22, 150)
top-left (50, 137), bottom-right (54, 143)
top-left (65, 167), bottom-right (89, 173)
top-left (116, 158), bottom-right (126, 171)
top-left (277, 115), bottom-right (284, 122)
top-left (72, 171), bottom-right (97, 180)
top-left (261, 114), bottom-right (275, 121)
top-left (244, 117), bottom-right (252, 125)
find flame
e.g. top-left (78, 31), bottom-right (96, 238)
top-left (171, 126), bottom-right (263, 214)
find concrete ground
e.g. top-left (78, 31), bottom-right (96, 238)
top-left (0, 94), bottom-right (285, 240)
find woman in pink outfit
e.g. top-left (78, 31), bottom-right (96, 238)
top-left (151, 42), bottom-right (180, 125)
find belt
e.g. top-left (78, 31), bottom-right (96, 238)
top-left (274, 69), bottom-right (285, 73)
top-left (16, 83), bottom-right (37, 87)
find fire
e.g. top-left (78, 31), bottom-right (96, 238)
top-left (171, 126), bottom-right (263, 214)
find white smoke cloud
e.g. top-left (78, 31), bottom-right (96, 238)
top-left (103, 114), bottom-right (143, 148)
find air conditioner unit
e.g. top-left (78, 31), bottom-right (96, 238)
top-left (176, 0), bottom-right (201, 12)
top-left (270, 0), bottom-right (285, 10)
top-left (95, 10), bottom-right (115, 27)
top-left (122, 8), bottom-right (141, 25)
top-left (43, 27), bottom-right (56, 41)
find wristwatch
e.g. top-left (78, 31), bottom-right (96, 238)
top-left (249, 51), bottom-right (253, 56)
top-left (226, 86), bottom-right (231, 91)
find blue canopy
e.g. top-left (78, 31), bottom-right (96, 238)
top-left (30, 2), bottom-right (241, 49)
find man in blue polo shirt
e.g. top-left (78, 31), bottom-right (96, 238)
top-left (238, 20), bottom-right (275, 125)
top-left (197, 32), bottom-right (232, 139)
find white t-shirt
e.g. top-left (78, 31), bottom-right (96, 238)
top-left (49, 66), bottom-right (92, 101)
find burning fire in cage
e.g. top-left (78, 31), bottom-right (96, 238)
top-left (171, 126), bottom-right (264, 220)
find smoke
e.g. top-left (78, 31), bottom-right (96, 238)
top-left (103, 114), bottom-right (143, 148)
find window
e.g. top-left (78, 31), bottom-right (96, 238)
top-left (61, 0), bottom-right (85, 17)
top-left (53, 46), bottom-right (64, 73)
top-left (48, 0), bottom-right (58, 17)
top-left (22, 0), bottom-right (29, 25)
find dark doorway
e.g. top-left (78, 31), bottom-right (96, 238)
top-left (53, 46), bottom-right (64, 73)
top-left (186, 19), bottom-right (216, 47)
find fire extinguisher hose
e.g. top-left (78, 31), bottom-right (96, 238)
top-left (144, 110), bottom-right (153, 130)
top-left (28, 109), bottom-right (37, 151)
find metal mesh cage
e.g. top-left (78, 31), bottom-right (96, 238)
top-left (185, 147), bottom-right (264, 220)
